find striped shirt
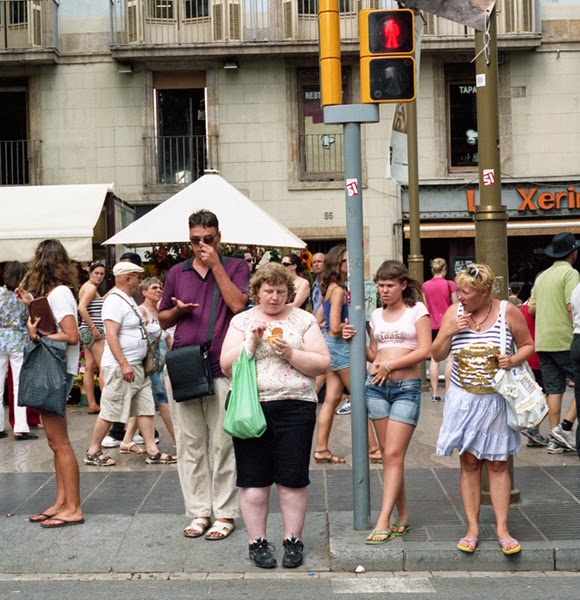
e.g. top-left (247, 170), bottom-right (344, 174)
top-left (450, 303), bottom-right (511, 394)
top-left (80, 297), bottom-right (104, 330)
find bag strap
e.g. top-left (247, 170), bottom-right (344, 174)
top-left (447, 280), bottom-right (452, 305)
top-left (110, 293), bottom-right (161, 352)
top-left (205, 256), bottom-right (228, 347)
top-left (499, 299), bottom-right (508, 355)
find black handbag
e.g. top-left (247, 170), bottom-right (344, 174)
top-left (165, 273), bottom-right (221, 402)
top-left (19, 337), bottom-right (68, 416)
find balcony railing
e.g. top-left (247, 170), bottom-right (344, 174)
top-left (0, 0), bottom-right (58, 51)
top-left (144, 134), bottom-right (218, 187)
top-left (300, 132), bottom-right (344, 180)
top-left (110, 0), bottom-right (539, 48)
top-left (0, 139), bottom-right (41, 185)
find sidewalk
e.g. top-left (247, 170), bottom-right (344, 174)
top-left (0, 391), bottom-right (578, 574)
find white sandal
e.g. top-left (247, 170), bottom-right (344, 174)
top-left (119, 442), bottom-right (146, 455)
top-left (184, 517), bottom-right (211, 538)
top-left (204, 520), bottom-right (235, 541)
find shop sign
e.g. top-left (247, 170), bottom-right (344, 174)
top-left (466, 185), bottom-right (580, 214)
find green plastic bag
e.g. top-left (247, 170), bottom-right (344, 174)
top-left (223, 350), bottom-right (266, 439)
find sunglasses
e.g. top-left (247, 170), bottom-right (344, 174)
top-left (466, 266), bottom-right (479, 277)
top-left (245, 258), bottom-right (255, 264)
top-left (148, 285), bottom-right (163, 291)
top-left (341, 258), bottom-right (348, 263)
top-left (190, 234), bottom-right (216, 245)
top-left (281, 262), bottom-right (293, 267)
top-left (90, 261), bottom-right (104, 268)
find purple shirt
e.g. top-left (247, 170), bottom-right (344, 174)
top-left (159, 256), bottom-right (250, 378)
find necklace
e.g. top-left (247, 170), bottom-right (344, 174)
top-left (470, 301), bottom-right (493, 331)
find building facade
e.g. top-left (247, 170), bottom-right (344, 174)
top-left (0, 0), bottom-right (578, 280)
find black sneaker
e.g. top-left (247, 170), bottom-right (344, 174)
top-left (249, 537), bottom-right (277, 569)
top-left (282, 536), bottom-right (304, 568)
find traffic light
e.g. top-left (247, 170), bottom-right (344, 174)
top-left (359, 9), bottom-right (416, 104)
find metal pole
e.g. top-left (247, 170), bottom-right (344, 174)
top-left (474, 6), bottom-right (520, 504)
top-left (324, 103), bottom-right (379, 530)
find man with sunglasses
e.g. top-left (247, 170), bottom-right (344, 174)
top-left (159, 209), bottom-right (250, 541)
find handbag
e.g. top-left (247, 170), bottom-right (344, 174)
top-left (165, 267), bottom-right (223, 402)
top-left (110, 293), bottom-right (162, 377)
top-left (18, 337), bottom-right (68, 416)
top-left (492, 300), bottom-right (548, 431)
top-left (28, 296), bottom-right (58, 335)
top-left (223, 349), bottom-right (266, 439)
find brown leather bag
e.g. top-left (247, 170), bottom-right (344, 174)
top-left (28, 297), bottom-right (58, 336)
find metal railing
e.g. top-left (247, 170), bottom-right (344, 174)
top-left (144, 134), bottom-right (218, 186)
top-left (0, 0), bottom-right (59, 50)
top-left (0, 139), bottom-right (41, 185)
top-left (110, 0), bottom-right (538, 47)
top-left (300, 132), bottom-right (344, 180)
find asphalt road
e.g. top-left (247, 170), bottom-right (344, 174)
top-left (1, 572), bottom-right (578, 600)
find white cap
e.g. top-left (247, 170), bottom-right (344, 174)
top-left (112, 262), bottom-right (144, 276)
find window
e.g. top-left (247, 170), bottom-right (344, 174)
top-left (446, 64), bottom-right (478, 170)
top-left (298, 68), bottom-right (349, 181)
top-left (298, 1), bottom-right (353, 15)
top-left (155, 88), bottom-right (206, 184)
top-left (147, 0), bottom-right (174, 20)
top-left (9, 1), bottom-right (28, 25)
top-left (0, 88), bottom-right (29, 185)
top-left (184, 0), bottom-right (209, 19)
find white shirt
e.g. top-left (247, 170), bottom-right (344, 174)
top-left (101, 290), bottom-right (148, 368)
top-left (570, 283), bottom-right (580, 334)
top-left (47, 285), bottom-right (80, 376)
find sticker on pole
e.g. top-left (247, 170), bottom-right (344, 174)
top-left (346, 179), bottom-right (359, 197)
top-left (483, 169), bottom-right (495, 186)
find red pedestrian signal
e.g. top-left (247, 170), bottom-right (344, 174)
top-left (360, 9), bottom-right (416, 104)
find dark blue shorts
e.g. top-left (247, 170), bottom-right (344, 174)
top-left (233, 400), bottom-right (317, 489)
top-left (537, 351), bottom-right (574, 395)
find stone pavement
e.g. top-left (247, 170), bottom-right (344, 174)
top-left (0, 390), bottom-right (578, 574)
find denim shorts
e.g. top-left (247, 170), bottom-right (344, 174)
top-left (325, 336), bottom-right (350, 371)
top-left (365, 377), bottom-right (421, 426)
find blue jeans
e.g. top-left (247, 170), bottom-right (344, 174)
top-left (365, 377), bottom-right (421, 426)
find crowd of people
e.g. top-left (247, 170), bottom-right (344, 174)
top-left (1, 218), bottom-right (578, 566)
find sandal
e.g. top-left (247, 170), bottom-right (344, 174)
top-left (205, 520), bottom-right (235, 541)
top-left (499, 538), bottom-right (521, 555)
top-left (457, 537), bottom-right (478, 553)
top-left (84, 450), bottom-right (116, 467)
top-left (184, 516), bottom-right (211, 538)
top-left (390, 521), bottom-right (411, 537)
top-left (120, 441), bottom-right (146, 455)
top-left (145, 452), bottom-right (177, 465)
top-left (365, 530), bottom-right (394, 545)
top-left (369, 448), bottom-right (382, 464)
top-left (313, 450), bottom-right (346, 464)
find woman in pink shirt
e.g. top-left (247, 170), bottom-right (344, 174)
top-left (422, 258), bottom-right (457, 401)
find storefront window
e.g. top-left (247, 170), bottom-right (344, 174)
top-left (446, 65), bottom-right (478, 170)
top-left (298, 68), bottom-right (349, 181)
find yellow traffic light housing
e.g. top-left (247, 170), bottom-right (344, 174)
top-left (359, 9), bottom-right (416, 104)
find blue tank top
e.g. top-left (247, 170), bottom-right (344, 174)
top-left (322, 299), bottom-right (349, 328)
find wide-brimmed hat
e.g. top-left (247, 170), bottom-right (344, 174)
top-left (112, 262), bottom-right (144, 276)
top-left (544, 232), bottom-right (580, 258)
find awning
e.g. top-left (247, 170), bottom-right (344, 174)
top-left (0, 184), bottom-right (114, 261)
top-left (403, 219), bottom-right (580, 238)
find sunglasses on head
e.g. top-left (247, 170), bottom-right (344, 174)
top-left (190, 234), bottom-right (216, 245)
top-left (466, 266), bottom-right (479, 277)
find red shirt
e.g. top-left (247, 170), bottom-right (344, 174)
top-left (520, 301), bottom-right (540, 371)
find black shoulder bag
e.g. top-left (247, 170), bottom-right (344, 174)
top-left (165, 272), bottom-right (222, 402)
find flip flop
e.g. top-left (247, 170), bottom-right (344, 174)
top-left (457, 537), bottom-right (479, 553)
top-left (365, 530), bottom-right (395, 545)
top-left (499, 538), bottom-right (521, 555)
top-left (205, 520), bottom-right (235, 541)
top-left (184, 517), bottom-right (211, 538)
top-left (390, 521), bottom-right (411, 537)
top-left (40, 517), bottom-right (85, 529)
top-left (29, 512), bottom-right (56, 523)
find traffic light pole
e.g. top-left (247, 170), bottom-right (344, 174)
top-left (324, 103), bottom-right (380, 531)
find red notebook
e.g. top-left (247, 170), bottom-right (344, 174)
top-left (28, 297), bottom-right (58, 336)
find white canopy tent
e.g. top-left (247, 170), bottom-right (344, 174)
top-left (0, 184), bottom-right (114, 262)
top-left (103, 173), bottom-right (305, 249)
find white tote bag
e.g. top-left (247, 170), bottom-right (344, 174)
top-left (492, 301), bottom-right (548, 431)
